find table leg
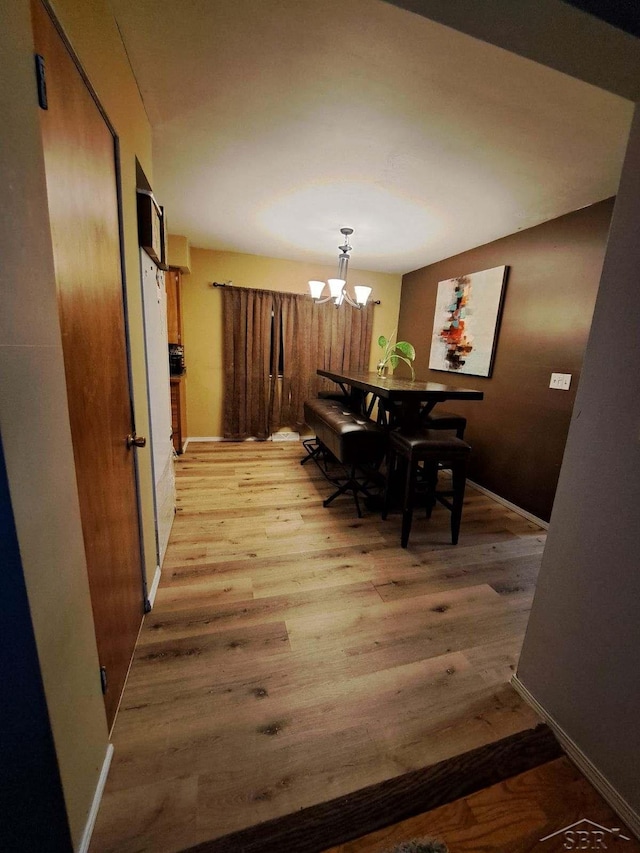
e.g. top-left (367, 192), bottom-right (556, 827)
top-left (399, 399), bottom-right (423, 433)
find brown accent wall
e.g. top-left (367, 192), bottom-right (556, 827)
top-left (398, 198), bottom-right (614, 521)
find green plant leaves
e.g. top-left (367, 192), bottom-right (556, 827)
top-left (377, 332), bottom-right (415, 378)
top-left (395, 341), bottom-right (416, 360)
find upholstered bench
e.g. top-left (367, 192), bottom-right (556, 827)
top-left (302, 397), bottom-right (386, 516)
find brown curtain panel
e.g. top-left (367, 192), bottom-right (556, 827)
top-left (222, 286), bottom-right (277, 440)
top-left (280, 296), bottom-right (374, 429)
top-left (223, 287), bottom-right (373, 438)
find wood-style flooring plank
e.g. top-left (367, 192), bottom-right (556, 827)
top-left (179, 725), bottom-right (563, 853)
top-left (90, 441), bottom-right (548, 853)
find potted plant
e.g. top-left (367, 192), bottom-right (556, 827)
top-left (377, 331), bottom-right (416, 378)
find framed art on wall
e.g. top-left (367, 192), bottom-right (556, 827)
top-left (428, 265), bottom-right (508, 377)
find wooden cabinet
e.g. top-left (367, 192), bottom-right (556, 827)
top-left (167, 266), bottom-right (187, 452)
top-left (170, 376), bottom-right (187, 454)
top-left (165, 267), bottom-right (183, 344)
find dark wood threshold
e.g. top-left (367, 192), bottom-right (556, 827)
top-left (181, 723), bottom-right (562, 853)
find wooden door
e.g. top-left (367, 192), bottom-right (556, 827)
top-left (170, 377), bottom-right (188, 454)
top-left (32, 0), bottom-right (144, 728)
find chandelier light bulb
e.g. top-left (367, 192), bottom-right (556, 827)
top-left (308, 280), bottom-right (326, 299)
top-left (354, 285), bottom-right (372, 306)
top-left (328, 278), bottom-right (346, 300)
top-left (308, 228), bottom-right (376, 309)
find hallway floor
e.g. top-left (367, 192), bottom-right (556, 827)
top-left (327, 757), bottom-right (640, 852)
top-left (90, 441), bottom-right (545, 853)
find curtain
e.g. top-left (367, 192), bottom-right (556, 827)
top-left (222, 286), bottom-right (276, 440)
top-left (222, 287), bottom-right (374, 438)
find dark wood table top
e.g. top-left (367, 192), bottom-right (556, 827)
top-left (317, 368), bottom-right (484, 403)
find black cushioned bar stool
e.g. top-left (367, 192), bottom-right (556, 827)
top-left (382, 429), bottom-right (471, 548)
top-left (421, 409), bottom-right (467, 439)
top-left (382, 404), bottom-right (467, 438)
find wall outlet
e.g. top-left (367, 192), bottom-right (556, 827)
top-left (549, 372), bottom-right (572, 390)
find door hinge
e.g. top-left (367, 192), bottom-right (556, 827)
top-left (34, 54), bottom-right (48, 110)
top-left (99, 666), bottom-right (108, 695)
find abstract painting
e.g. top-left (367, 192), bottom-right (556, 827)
top-left (428, 265), bottom-right (508, 377)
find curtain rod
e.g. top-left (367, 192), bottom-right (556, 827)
top-left (210, 281), bottom-right (380, 304)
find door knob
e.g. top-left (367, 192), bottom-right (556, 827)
top-left (126, 433), bottom-right (147, 449)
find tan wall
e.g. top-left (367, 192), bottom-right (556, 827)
top-left (182, 248), bottom-right (403, 437)
top-left (0, 0), bottom-right (154, 846)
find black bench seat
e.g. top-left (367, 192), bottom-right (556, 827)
top-left (302, 397), bottom-right (386, 516)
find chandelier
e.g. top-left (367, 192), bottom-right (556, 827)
top-left (308, 227), bottom-right (373, 308)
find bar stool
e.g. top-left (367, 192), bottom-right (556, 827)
top-left (421, 409), bottom-right (467, 439)
top-left (382, 429), bottom-right (471, 548)
top-left (381, 404), bottom-right (467, 438)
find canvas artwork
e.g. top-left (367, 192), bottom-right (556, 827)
top-left (428, 265), bottom-right (508, 377)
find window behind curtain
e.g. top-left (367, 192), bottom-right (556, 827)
top-left (222, 287), bottom-right (373, 439)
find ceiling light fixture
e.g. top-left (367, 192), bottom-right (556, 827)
top-left (309, 227), bottom-right (373, 308)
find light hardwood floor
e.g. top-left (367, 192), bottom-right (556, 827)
top-left (90, 441), bottom-right (546, 853)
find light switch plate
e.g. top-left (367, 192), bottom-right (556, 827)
top-left (550, 372), bottom-right (572, 390)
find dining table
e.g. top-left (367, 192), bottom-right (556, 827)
top-left (317, 368), bottom-right (484, 431)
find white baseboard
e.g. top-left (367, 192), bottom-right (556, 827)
top-left (467, 479), bottom-right (549, 530)
top-left (147, 564), bottom-right (161, 609)
top-left (78, 743), bottom-right (114, 853)
top-left (271, 432), bottom-right (300, 441)
top-left (511, 675), bottom-right (640, 839)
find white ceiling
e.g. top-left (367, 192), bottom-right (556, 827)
top-left (111, 0), bottom-right (633, 274)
